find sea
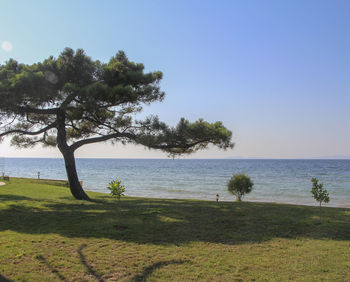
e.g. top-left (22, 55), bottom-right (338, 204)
top-left (1, 158), bottom-right (349, 208)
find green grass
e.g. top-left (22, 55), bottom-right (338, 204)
top-left (0, 178), bottom-right (350, 281)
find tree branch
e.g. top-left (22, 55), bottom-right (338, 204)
top-left (70, 132), bottom-right (135, 151)
top-left (0, 122), bottom-right (57, 138)
top-left (61, 93), bottom-right (78, 109)
top-left (15, 106), bottom-right (59, 115)
top-left (138, 138), bottom-right (210, 150)
top-left (11, 93), bottom-right (76, 116)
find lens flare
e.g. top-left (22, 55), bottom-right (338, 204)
top-left (1, 41), bottom-right (13, 52)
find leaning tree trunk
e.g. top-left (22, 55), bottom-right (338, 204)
top-left (62, 149), bottom-right (90, 200)
top-left (56, 110), bottom-right (90, 200)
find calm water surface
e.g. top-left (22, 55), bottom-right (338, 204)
top-left (1, 158), bottom-right (349, 207)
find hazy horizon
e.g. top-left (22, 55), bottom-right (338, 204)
top-left (1, 155), bottom-right (350, 160)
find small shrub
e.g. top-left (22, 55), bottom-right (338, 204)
top-left (227, 173), bottom-right (254, 202)
top-left (311, 178), bottom-right (330, 222)
top-left (108, 179), bottom-right (125, 200)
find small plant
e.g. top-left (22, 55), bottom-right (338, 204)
top-left (108, 179), bottom-right (125, 200)
top-left (311, 178), bottom-right (330, 222)
top-left (227, 173), bottom-right (254, 202)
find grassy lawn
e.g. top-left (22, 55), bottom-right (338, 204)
top-left (0, 178), bottom-right (350, 281)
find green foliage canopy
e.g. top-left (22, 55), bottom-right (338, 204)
top-left (108, 179), bottom-right (125, 200)
top-left (0, 48), bottom-right (233, 155)
top-left (311, 178), bottom-right (330, 206)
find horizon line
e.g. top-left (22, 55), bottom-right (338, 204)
top-left (1, 156), bottom-right (350, 160)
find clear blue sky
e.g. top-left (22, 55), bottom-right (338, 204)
top-left (0, 0), bottom-right (349, 158)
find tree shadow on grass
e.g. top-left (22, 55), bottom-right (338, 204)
top-left (35, 255), bottom-right (67, 281)
top-left (33, 245), bottom-right (104, 282)
top-left (78, 244), bottom-right (104, 282)
top-left (0, 194), bottom-right (33, 202)
top-left (34, 243), bottom-right (188, 282)
top-left (0, 194), bottom-right (349, 245)
top-left (0, 274), bottom-right (13, 282)
top-left (131, 260), bottom-right (190, 282)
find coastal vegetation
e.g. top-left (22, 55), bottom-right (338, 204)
top-left (311, 178), bottom-right (330, 222)
top-left (1, 178), bottom-right (350, 281)
top-left (0, 48), bottom-right (233, 200)
top-left (227, 173), bottom-right (254, 202)
top-left (108, 179), bottom-right (126, 200)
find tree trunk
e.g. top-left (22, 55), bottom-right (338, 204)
top-left (56, 110), bottom-right (90, 200)
top-left (62, 149), bottom-right (90, 200)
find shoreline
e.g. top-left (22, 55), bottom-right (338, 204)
top-left (87, 187), bottom-right (350, 209)
top-left (4, 175), bottom-right (350, 209)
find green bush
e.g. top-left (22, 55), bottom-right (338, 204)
top-left (107, 179), bottom-right (125, 200)
top-left (227, 173), bottom-right (254, 202)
